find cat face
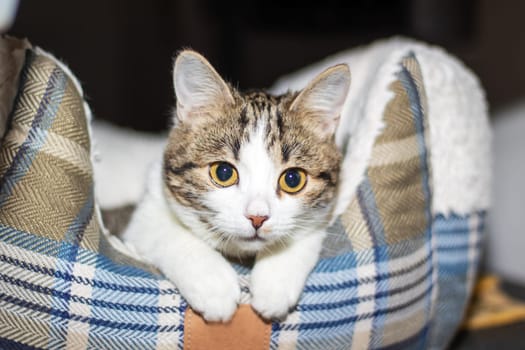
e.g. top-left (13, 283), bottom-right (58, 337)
top-left (163, 50), bottom-right (350, 256)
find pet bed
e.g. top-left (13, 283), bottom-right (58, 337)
top-left (0, 37), bottom-right (490, 349)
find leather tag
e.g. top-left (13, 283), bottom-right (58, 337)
top-left (184, 304), bottom-right (271, 350)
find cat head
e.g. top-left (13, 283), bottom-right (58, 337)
top-left (164, 50), bottom-right (350, 256)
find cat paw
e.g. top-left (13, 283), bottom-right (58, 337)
top-left (190, 285), bottom-right (240, 322)
top-left (251, 283), bottom-right (299, 320)
top-left (175, 261), bottom-right (241, 322)
top-left (250, 269), bottom-right (303, 320)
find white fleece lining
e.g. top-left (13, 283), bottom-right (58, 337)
top-left (272, 37), bottom-right (491, 217)
top-left (416, 45), bottom-right (491, 215)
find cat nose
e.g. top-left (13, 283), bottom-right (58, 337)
top-left (247, 215), bottom-right (269, 230)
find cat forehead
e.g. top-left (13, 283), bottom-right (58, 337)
top-left (242, 91), bottom-right (288, 104)
top-left (209, 91), bottom-right (297, 148)
top-left (238, 91), bottom-right (296, 114)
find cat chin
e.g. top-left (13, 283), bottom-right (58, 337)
top-left (217, 239), bottom-right (266, 257)
top-left (217, 235), bottom-right (292, 257)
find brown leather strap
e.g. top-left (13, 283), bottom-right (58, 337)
top-left (184, 304), bottom-right (271, 350)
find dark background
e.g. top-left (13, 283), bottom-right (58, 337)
top-left (8, 0), bottom-right (525, 132)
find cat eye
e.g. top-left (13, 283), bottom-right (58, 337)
top-left (209, 162), bottom-right (238, 187)
top-left (279, 168), bottom-right (307, 194)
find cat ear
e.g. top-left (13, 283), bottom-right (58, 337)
top-left (173, 50), bottom-right (234, 123)
top-left (289, 64), bottom-right (350, 138)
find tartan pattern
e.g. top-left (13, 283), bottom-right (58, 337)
top-left (428, 212), bottom-right (485, 349)
top-left (0, 49), bottom-right (485, 349)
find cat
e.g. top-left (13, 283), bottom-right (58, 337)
top-left (122, 50), bottom-right (350, 322)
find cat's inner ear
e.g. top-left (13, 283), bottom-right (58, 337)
top-left (289, 64), bottom-right (350, 138)
top-left (173, 50), bottom-right (234, 123)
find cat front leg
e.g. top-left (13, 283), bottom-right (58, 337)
top-left (127, 219), bottom-right (241, 322)
top-left (158, 230), bottom-right (241, 322)
top-left (250, 231), bottom-right (325, 320)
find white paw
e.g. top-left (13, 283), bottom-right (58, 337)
top-left (173, 259), bottom-right (240, 322)
top-left (250, 268), bottom-right (303, 320)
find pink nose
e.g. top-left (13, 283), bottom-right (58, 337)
top-left (247, 215), bottom-right (269, 230)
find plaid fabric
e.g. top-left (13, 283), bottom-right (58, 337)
top-left (0, 49), bottom-right (485, 349)
top-left (428, 212), bottom-right (485, 349)
top-left (0, 50), bottom-right (186, 349)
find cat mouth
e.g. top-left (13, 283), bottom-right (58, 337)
top-left (239, 234), bottom-right (266, 242)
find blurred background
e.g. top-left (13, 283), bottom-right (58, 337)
top-left (4, 0), bottom-right (525, 132)
top-left (2, 0), bottom-right (525, 346)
